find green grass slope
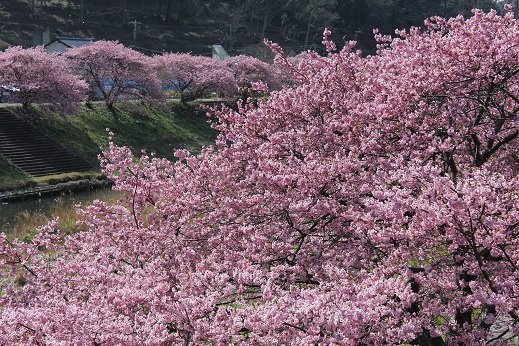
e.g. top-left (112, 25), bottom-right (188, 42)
top-left (0, 101), bottom-right (219, 191)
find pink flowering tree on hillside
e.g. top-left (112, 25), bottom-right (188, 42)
top-left (225, 55), bottom-right (284, 94)
top-left (65, 41), bottom-right (164, 109)
top-left (153, 53), bottom-right (237, 103)
top-left (2, 8), bottom-right (519, 345)
top-left (0, 46), bottom-right (87, 113)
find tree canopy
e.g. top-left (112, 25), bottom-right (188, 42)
top-left (153, 53), bottom-right (237, 103)
top-left (225, 55), bottom-right (284, 91)
top-left (1, 7), bottom-right (519, 345)
top-left (65, 40), bottom-right (165, 108)
top-left (0, 46), bottom-right (87, 112)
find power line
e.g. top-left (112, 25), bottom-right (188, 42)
top-left (141, 24), bottom-right (225, 29)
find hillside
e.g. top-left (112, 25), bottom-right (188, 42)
top-left (0, 0), bottom-right (500, 58)
top-left (0, 101), bottom-right (218, 192)
top-left (0, 0), bottom-right (285, 57)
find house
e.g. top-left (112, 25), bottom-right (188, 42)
top-left (33, 27), bottom-right (51, 47)
top-left (212, 44), bottom-right (229, 61)
top-left (44, 37), bottom-right (92, 54)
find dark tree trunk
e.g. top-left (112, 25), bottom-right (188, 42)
top-left (165, 0), bottom-right (173, 21)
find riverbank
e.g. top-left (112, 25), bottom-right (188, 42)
top-left (0, 183), bottom-right (125, 241)
top-left (0, 100), bottom-right (219, 195)
top-left (0, 172), bottom-right (112, 203)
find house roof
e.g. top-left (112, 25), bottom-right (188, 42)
top-left (45, 37), bottom-right (92, 49)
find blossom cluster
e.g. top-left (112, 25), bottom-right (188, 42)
top-left (0, 41), bottom-right (285, 111)
top-left (1, 8), bottom-right (519, 345)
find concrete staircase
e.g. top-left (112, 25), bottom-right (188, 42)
top-left (0, 108), bottom-right (93, 177)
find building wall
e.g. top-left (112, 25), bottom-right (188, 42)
top-left (44, 41), bottom-right (69, 54)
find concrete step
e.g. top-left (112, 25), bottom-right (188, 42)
top-left (0, 109), bottom-right (93, 176)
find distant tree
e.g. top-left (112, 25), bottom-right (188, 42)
top-left (0, 46), bottom-right (87, 113)
top-left (283, 0), bottom-right (340, 49)
top-left (164, 0), bottom-right (173, 21)
top-left (257, 0), bottom-right (286, 39)
top-left (0, 3), bottom-right (9, 22)
top-left (229, 0), bottom-right (284, 41)
top-left (352, 0), bottom-right (497, 46)
top-left (214, 2), bottom-right (248, 50)
top-left (3, 8), bottom-right (519, 346)
top-left (65, 40), bottom-right (164, 109)
top-left (153, 53), bottom-right (237, 103)
top-left (225, 55), bottom-right (284, 99)
top-left (337, 0), bottom-right (498, 52)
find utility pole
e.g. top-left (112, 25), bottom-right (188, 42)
top-left (228, 24), bottom-right (237, 51)
top-left (80, 0), bottom-right (84, 23)
top-left (129, 20), bottom-right (141, 42)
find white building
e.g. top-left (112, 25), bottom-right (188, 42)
top-left (212, 44), bottom-right (229, 61)
top-left (44, 37), bottom-right (92, 54)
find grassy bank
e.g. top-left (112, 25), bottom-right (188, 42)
top-left (1, 192), bottom-right (118, 241)
top-left (0, 154), bottom-right (32, 191)
top-left (0, 101), bottom-right (219, 192)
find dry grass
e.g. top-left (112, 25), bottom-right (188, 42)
top-left (2, 191), bottom-right (125, 241)
top-left (6, 197), bottom-right (85, 241)
top-left (0, 191), bottom-right (129, 289)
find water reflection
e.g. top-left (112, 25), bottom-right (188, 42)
top-left (0, 188), bottom-right (124, 232)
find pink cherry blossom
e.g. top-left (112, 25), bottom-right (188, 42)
top-left (1, 8), bottom-right (519, 345)
top-left (65, 40), bottom-right (164, 108)
top-left (153, 53), bottom-right (237, 103)
top-left (0, 46), bottom-right (87, 113)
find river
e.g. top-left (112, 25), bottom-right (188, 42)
top-left (0, 188), bottom-right (124, 234)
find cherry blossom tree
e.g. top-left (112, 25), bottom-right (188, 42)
top-left (0, 46), bottom-right (87, 113)
top-left (153, 53), bottom-right (237, 103)
top-left (65, 40), bottom-right (164, 108)
top-left (2, 8), bottom-right (519, 345)
top-left (225, 55), bottom-right (284, 91)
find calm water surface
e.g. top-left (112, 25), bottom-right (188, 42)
top-left (0, 188), bottom-right (123, 229)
